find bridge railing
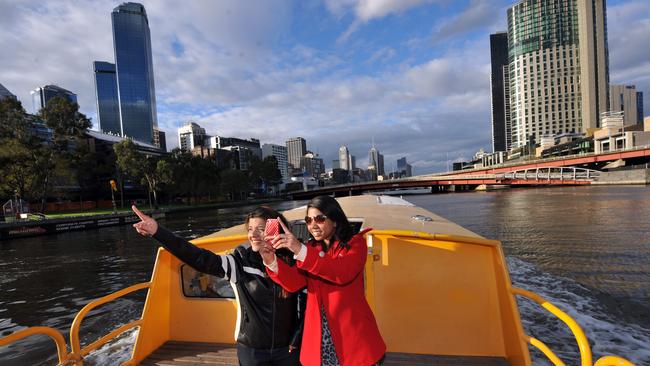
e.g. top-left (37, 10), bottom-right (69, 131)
top-left (500, 167), bottom-right (600, 181)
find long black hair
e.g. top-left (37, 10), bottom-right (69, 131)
top-left (306, 195), bottom-right (353, 251)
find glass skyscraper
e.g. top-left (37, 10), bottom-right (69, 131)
top-left (112, 2), bottom-right (157, 145)
top-left (30, 85), bottom-right (78, 114)
top-left (93, 61), bottom-right (121, 135)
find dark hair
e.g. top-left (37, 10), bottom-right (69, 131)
top-left (245, 206), bottom-right (293, 298)
top-left (306, 195), bottom-right (353, 251)
top-left (245, 205), bottom-right (290, 229)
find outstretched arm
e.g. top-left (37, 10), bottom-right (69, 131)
top-left (132, 205), bottom-right (233, 279)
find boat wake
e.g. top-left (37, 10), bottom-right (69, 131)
top-left (84, 327), bottom-right (139, 366)
top-left (507, 257), bottom-right (650, 365)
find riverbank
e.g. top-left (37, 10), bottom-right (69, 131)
top-left (0, 198), bottom-right (284, 241)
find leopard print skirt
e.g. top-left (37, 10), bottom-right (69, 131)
top-left (320, 306), bottom-right (340, 366)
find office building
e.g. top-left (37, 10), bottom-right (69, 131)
top-left (93, 61), bottom-right (121, 135)
top-left (0, 83), bottom-right (16, 101)
top-left (338, 146), bottom-right (350, 171)
top-left (637, 92), bottom-right (644, 124)
top-left (262, 143), bottom-right (289, 181)
top-left (286, 137), bottom-right (306, 170)
top-left (300, 152), bottom-right (325, 179)
top-left (396, 157), bottom-right (412, 178)
top-left (490, 32), bottom-right (511, 152)
top-left (368, 145), bottom-right (385, 180)
top-left (609, 85), bottom-right (642, 126)
top-left (30, 85), bottom-right (77, 113)
top-left (112, 2), bottom-right (158, 145)
top-left (506, 0), bottom-right (609, 148)
top-left (178, 122), bottom-right (206, 152)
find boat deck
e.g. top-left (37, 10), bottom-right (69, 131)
top-left (140, 341), bottom-right (510, 365)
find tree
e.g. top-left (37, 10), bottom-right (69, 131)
top-left (220, 169), bottom-right (249, 201)
top-left (0, 99), bottom-right (42, 201)
top-left (39, 96), bottom-right (91, 153)
top-left (34, 97), bottom-right (92, 212)
top-left (113, 140), bottom-right (166, 209)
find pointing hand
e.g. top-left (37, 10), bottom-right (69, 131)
top-left (132, 205), bottom-right (158, 236)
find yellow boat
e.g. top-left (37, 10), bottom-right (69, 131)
top-left (0, 195), bottom-right (634, 365)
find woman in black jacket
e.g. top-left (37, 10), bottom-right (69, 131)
top-left (132, 205), bottom-right (304, 366)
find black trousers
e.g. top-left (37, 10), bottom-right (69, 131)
top-left (237, 343), bottom-right (300, 366)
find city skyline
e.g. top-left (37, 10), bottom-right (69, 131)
top-left (0, 0), bottom-right (648, 174)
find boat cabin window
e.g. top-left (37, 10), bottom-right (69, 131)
top-left (180, 265), bottom-right (235, 299)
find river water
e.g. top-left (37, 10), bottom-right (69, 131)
top-left (1, 186), bottom-right (649, 365)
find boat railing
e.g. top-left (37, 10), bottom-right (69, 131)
top-left (511, 287), bottom-right (633, 366)
top-left (68, 281), bottom-right (151, 365)
top-left (0, 326), bottom-right (72, 365)
top-left (0, 282), bottom-right (151, 366)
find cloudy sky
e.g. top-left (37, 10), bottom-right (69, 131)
top-left (1, 0), bottom-right (648, 174)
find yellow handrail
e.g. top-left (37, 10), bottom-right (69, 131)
top-left (69, 282), bottom-right (150, 365)
top-left (512, 286), bottom-right (592, 366)
top-left (525, 335), bottom-right (566, 366)
top-left (369, 229), bottom-right (501, 247)
top-left (0, 326), bottom-right (70, 365)
top-left (594, 356), bottom-right (636, 366)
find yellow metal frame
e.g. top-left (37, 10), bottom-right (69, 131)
top-left (0, 326), bottom-right (70, 365)
top-left (69, 282), bottom-right (151, 365)
top-left (511, 287), bottom-right (633, 366)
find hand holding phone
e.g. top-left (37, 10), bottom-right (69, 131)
top-left (264, 218), bottom-right (281, 244)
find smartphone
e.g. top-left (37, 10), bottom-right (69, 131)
top-left (264, 219), bottom-right (281, 240)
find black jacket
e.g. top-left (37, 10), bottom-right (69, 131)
top-left (153, 227), bottom-right (305, 350)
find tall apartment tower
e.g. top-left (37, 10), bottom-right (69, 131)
top-left (506, 0), bottom-right (609, 148)
top-left (490, 32), bottom-right (511, 152)
top-left (338, 146), bottom-right (350, 171)
top-left (112, 2), bottom-right (158, 145)
top-left (609, 85), bottom-right (641, 126)
top-left (637, 92), bottom-right (644, 124)
top-left (30, 85), bottom-right (78, 114)
top-left (93, 61), bottom-right (121, 135)
top-left (286, 137), bottom-right (307, 170)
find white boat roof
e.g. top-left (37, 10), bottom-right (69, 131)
top-left (204, 195), bottom-right (481, 239)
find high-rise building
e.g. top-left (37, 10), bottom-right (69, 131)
top-left (112, 2), bottom-right (158, 145)
top-left (155, 129), bottom-right (166, 152)
top-left (262, 143), bottom-right (289, 181)
top-left (636, 92), bottom-right (643, 124)
top-left (286, 137), bottom-right (306, 169)
top-left (368, 145), bottom-right (385, 180)
top-left (93, 61), bottom-right (121, 135)
top-left (338, 146), bottom-right (350, 171)
top-left (506, 0), bottom-right (610, 148)
top-left (0, 83), bottom-right (16, 101)
top-left (301, 152), bottom-right (325, 179)
top-left (178, 122), bottom-right (206, 152)
top-left (609, 85), bottom-right (641, 126)
top-left (490, 32), bottom-right (511, 152)
top-left (396, 157), bottom-right (412, 178)
top-left (30, 85), bottom-right (77, 113)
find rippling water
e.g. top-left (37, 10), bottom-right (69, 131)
top-left (1, 187), bottom-right (649, 365)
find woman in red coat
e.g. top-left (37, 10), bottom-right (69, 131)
top-left (259, 195), bottom-right (386, 366)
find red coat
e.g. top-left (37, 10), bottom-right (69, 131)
top-left (267, 229), bottom-right (386, 366)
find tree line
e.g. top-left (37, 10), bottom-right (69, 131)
top-left (0, 97), bottom-right (283, 213)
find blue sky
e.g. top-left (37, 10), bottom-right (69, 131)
top-left (1, 0), bottom-right (648, 174)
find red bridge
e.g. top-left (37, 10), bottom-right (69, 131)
top-left (291, 146), bottom-right (650, 199)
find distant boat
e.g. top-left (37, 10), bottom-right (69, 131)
top-left (0, 195), bottom-right (634, 365)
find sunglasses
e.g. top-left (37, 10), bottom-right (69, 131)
top-left (304, 214), bottom-right (328, 224)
